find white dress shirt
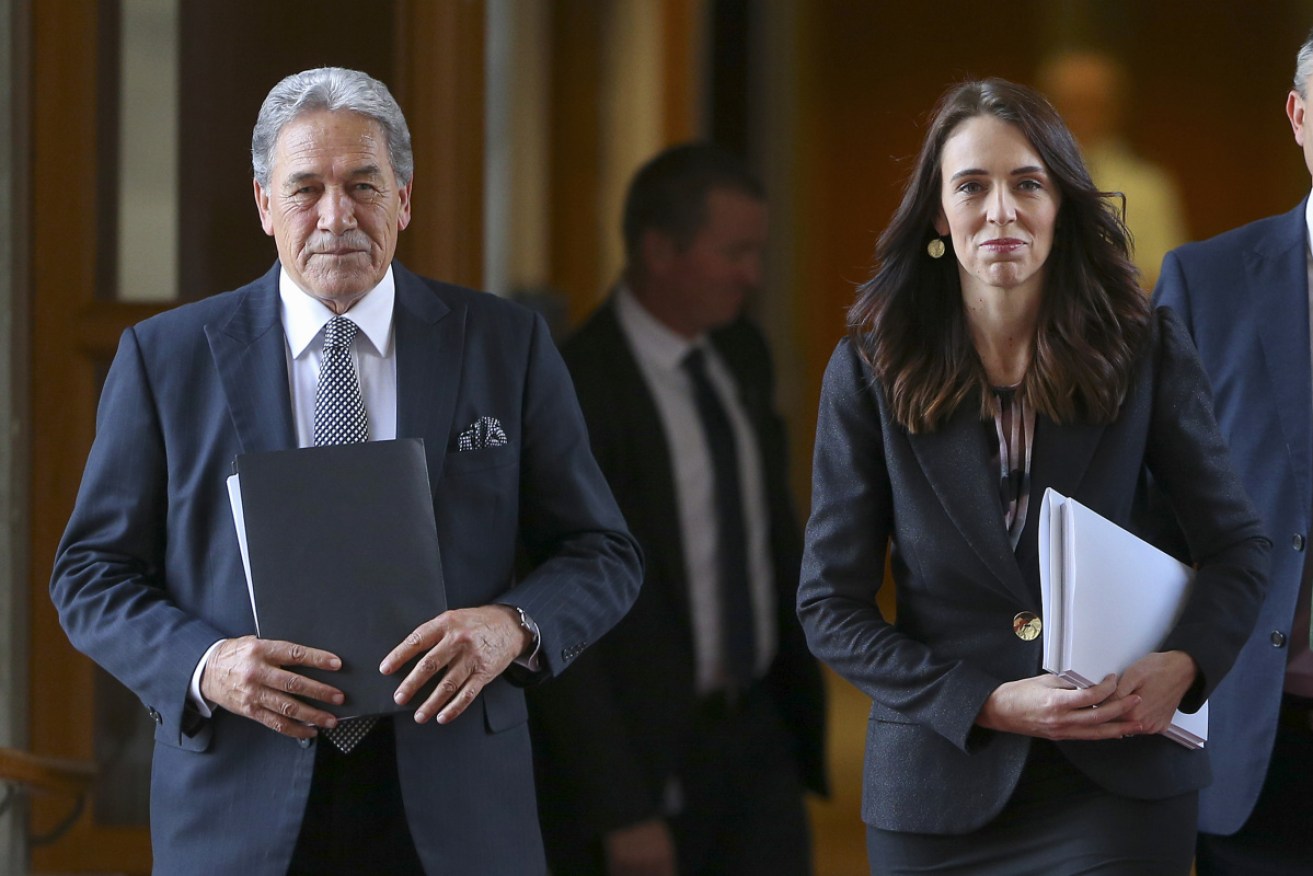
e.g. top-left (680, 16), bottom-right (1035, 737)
top-left (615, 286), bottom-right (777, 695)
top-left (280, 266), bottom-right (398, 445)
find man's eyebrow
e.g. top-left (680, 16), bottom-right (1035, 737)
top-left (283, 171), bottom-right (321, 187)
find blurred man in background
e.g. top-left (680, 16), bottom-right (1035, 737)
top-left (530, 143), bottom-right (827, 876)
top-left (1040, 49), bottom-right (1188, 289)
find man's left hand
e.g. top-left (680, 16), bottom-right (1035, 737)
top-left (381, 605), bottom-right (530, 724)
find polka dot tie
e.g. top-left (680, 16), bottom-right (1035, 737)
top-left (313, 317), bottom-right (369, 448)
top-left (313, 316), bottom-right (375, 753)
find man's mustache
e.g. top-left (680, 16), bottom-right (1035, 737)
top-left (306, 232), bottom-right (370, 254)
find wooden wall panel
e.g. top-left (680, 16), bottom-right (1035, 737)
top-left (662, 0), bottom-right (702, 144)
top-left (547, 0), bottom-right (607, 324)
top-left (392, 0), bottom-right (486, 289)
top-left (546, 1), bottom-right (706, 326)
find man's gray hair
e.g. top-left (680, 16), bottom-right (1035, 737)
top-left (1296, 29), bottom-right (1313, 98)
top-left (251, 67), bottom-right (413, 188)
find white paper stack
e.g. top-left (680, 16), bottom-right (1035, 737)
top-left (1038, 488), bottom-right (1206, 749)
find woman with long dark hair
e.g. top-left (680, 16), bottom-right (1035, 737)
top-left (797, 78), bottom-right (1269, 874)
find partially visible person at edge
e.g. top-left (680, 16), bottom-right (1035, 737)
top-left (1153, 26), bottom-right (1313, 875)
top-left (797, 77), bottom-right (1269, 875)
top-left (49, 66), bottom-right (642, 875)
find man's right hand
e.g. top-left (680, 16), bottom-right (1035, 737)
top-left (603, 818), bottom-right (678, 876)
top-left (200, 636), bottom-right (345, 739)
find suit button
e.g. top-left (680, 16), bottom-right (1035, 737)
top-left (299, 737), bottom-right (313, 749)
top-left (146, 707), bottom-right (162, 725)
top-left (1294, 534), bottom-right (1306, 551)
top-left (1012, 612), bottom-right (1042, 641)
top-left (1272, 631), bottom-right (1288, 648)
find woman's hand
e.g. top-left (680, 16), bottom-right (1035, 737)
top-left (1111, 650), bottom-right (1198, 735)
top-left (976, 673), bottom-right (1142, 740)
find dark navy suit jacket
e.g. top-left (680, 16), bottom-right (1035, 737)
top-left (1154, 201), bottom-right (1310, 834)
top-left (50, 262), bottom-right (642, 874)
top-left (798, 309), bottom-right (1268, 834)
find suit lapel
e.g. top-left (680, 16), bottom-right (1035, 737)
top-left (393, 263), bottom-right (460, 495)
top-left (206, 266), bottom-right (296, 455)
top-left (1012, 415), bottom-right (1106, 583)
top-left (591, 302), bottom-right (692, 619)
top-left (1249, 202), bottom-right (1313, 517)
top-left (909, 395), bottom-right (1029, 600)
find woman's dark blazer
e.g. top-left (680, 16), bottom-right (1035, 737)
top-left (797, 307), bottom-right (1269, 835)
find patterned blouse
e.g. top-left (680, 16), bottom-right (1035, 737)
top-left (987, 386), bottom-right (1036, 551)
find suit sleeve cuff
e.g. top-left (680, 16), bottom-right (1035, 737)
top-left (188, 639), bottom-right (226, 718)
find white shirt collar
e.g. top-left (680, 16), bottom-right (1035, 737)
top-left (614, 283), bottom-right (706, 371)
top-left (278, 265), bottom-right (395, 358)
top-left (1304, 193), bottom-right (1313, 258)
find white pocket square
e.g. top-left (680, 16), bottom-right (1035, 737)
top-left (457, 416), bottom-right (508, 451)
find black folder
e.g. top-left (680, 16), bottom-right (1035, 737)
top-left (230, 438), bottom-right (446, 719)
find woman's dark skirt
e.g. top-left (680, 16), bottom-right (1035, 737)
top-left (866, 740), bottom-right (1197, 875)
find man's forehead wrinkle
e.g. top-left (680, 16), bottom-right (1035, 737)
top-left (282, 163), bottom-right (386, 185)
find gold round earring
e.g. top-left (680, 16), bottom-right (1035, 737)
top-left (927, 238), bottom-right (946, 259)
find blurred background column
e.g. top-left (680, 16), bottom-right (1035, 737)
top-left (0, 0), bottom-right (30, 870)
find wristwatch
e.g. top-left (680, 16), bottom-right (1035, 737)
top-left (510, 605), bottom-right (540, 656)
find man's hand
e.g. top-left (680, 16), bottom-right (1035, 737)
top-left (200, 636), bottom-right (344, 739)
top-left (604, 818), bottom-right (678, 876)
top-left (1112, 650), bottom-right (1198, 735)
top-left (381, 605), bottom-right (530, 725)
top-left (976, 673), bottom-right (1143, 740)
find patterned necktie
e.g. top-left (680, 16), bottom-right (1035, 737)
top-left (314, 316), bottom-right (369, 447)
top-left (313, 316), bottom-right (375, 753)
top-left (683, 347), bottom-right (756, 690)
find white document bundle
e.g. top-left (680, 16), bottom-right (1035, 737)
top-left (1038, 488), bottom-right (1206, 749)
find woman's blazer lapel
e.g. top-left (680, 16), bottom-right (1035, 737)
top-left (907, 396), bottom-right (1027, 603)
top-left (1012, 415), bottom-right (1109, 583)
top-left (908, 395), bottom-right (1109, 604)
